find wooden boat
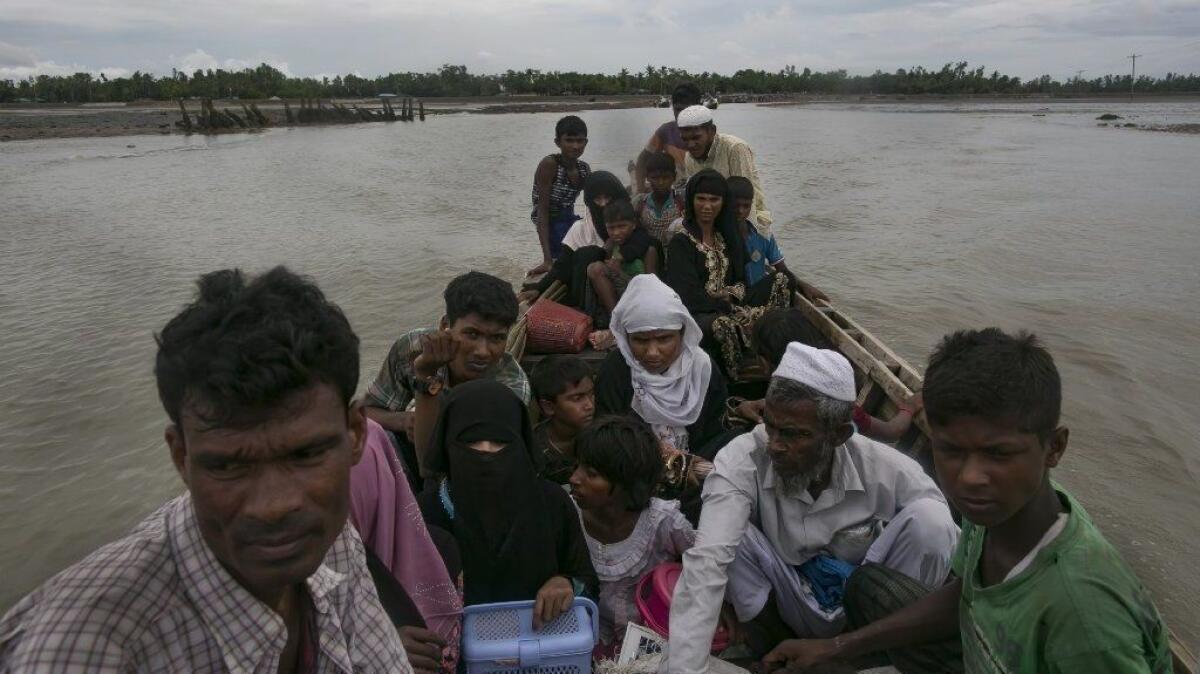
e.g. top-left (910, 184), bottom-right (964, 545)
top-left (508, 282), bottom-right (1198, 673)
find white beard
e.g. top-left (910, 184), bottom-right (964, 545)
top-left (778, 439), bottom-right (836, 498)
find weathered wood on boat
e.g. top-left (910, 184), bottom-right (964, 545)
top-left (507, 280), bottom-right (1197, 673)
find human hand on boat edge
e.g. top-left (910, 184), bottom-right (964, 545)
top-left (398, 626), bottom-right (446, 673)
top-left (528, 259), bottom-right (553, 276)
top-left (533, 575), bottom-right (575, 629)
top-left (761, 637), bottom-right (840, 672)
top-left (799, 281), bottom-right (830, 305)
top-left (414, 330), bottom-right (458, 379)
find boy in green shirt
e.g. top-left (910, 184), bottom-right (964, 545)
top-left (763, 328), bottom-right (1173, 673)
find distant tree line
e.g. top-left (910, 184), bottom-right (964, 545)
top-left (2, 62), bottom-right (1197, 103)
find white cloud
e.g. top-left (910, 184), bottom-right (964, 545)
top-left (0, 60), bottom-right (130, 81)
top-left (0, 0), bottom-right (1196, 79)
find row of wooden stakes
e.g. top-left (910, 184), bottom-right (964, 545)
top-left (174, 97), bottom-right (426, 134)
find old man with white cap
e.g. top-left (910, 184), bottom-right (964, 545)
top-left (664, 342), bottom-right (959, 674)
top-left (676, 104), bottom-right (773, 233)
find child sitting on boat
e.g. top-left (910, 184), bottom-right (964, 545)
top-left (631, 152), bottom-right (685, 245)
top-left (530, 355), bottom-right (596, 485)
top-left (728, 175), bottom-right (827, 303)
top-left (583, 199), bottom-right (660, 326)
top-left (568, 416), bottom-right (696, 651)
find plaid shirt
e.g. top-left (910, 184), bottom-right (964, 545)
top-left (0, 495), bottom-right (411, 673)
top-left (364, 328), bottom-right (530, 412)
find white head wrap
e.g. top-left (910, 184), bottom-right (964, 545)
top-left (610, 275), bottom-right (713, 428)
top-left (772, 342), bottom-right (856, 402)
top-left (676, 105), bottom-right (713, 129)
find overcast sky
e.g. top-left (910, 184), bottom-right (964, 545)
top-left (1, 0), bottom-right (1198, 82)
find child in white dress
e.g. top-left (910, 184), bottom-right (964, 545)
top-left (568, 416), bottom-right (696, 649)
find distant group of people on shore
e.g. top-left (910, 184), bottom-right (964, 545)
top-left (0, 82), bottom-right (1177, 674)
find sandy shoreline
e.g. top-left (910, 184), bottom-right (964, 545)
top-left (3, 93), bottom-right (1198, 142)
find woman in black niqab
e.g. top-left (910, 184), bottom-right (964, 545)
top-left (420, 379), bottom-right (598, 608)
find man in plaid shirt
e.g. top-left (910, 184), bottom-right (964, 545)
top-left (364, 271), bottom-right (528, 492)
top-left (0, 267), bottom-right (411, 673)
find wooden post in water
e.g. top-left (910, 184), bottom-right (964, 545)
top-left (177, 99), bottom-right (192, 131)
top-left (224, 108), bottom-right (247, 128)
top-left (419, 100), bottom-right (425, 121)
top-left (284, 100), bottom-right (294, 124)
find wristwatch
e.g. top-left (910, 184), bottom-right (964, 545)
top-left (413, 371), bottom-right (445, 397)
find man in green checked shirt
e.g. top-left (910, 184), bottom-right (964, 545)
top-left (364, 271), bottom-right (529, 494)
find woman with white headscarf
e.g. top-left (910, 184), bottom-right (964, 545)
top-left (595, 275), bottom-right (733, 467)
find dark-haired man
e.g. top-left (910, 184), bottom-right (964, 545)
top-left (667, 342), bottom-right (957, 674)
top-left (0, 267), bottom-right (410, 672)
top-left (529, 355), bottom-right (596, 485)
top-left (677, 105), bottom-right (773, 234)
top-left (763, 329), bottom-right (1174, 674)
top-left (365, 270), bottom-right (528, 488)
top-left (634, 81), bottom-right (702, 194)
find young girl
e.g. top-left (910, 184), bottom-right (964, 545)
top-left (584, 199), bottom-right (660, 323)
top-left (568, 416), bottom-right (696, 650)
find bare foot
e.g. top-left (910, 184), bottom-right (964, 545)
top-left (589, 330), bottom-right (616, 351)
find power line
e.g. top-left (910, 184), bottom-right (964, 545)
top-left (1128, 53), bottom-right (1142, 99)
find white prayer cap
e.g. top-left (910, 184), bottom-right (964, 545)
top-left (676, 105), bottom-right (713, 128)
top-left (772, 342), bottom-right (856, 402)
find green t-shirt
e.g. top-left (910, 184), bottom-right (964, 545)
top-left (952, 486), bottom-right (1173, 674)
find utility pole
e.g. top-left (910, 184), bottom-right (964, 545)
top-left (1128, 54), bottom-right (1141, 101)
top-left (1075, 69), bottom-right (1086, 95)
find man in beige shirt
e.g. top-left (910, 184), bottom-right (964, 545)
top-left (677, 105), bottom-right (773, 234)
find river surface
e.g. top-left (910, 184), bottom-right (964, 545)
top-left (1, 100), bottom-right (1198, 646)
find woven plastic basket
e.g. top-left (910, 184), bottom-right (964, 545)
top-left (525, 299), bottom-right (592, 354)
top-left (462, 597), bottom-right (599, 674)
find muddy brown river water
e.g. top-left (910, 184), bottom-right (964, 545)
top-left (1, 100), bottom-right (1197, 646)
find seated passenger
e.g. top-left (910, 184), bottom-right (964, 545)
top-left (530, 115), bottom-right (590, 275)
top-left (568, 416), bottom-right (695, 649)
top-left (351, 419), bottom-right (463, 673)
top-left (0, 267), bottom-right (408, 672)
top-left (418, 379), bottom-right (598, 626)
top-left (521, 171), bottom-right (628, 308)
top-left (661, 169), bottom-right (792, 376)
top-left (364, 271), bottom-right (526, 492)
top-left (667, 342), bottom-right (959, 673)
top-left (731, 308), bottom-right (923, 445)
top-left (764, 329), bottom-right (1174, 674)
top-left (596, 274), bottom-right (730, 462)
top-left (530, 355), bottom-right (596, 485)
top-left (631, 152), bottom-right (686, 245)
top-left (583, 199), bottom-right (661, 326)
top-left (727, 176), bottom-right (827, 303)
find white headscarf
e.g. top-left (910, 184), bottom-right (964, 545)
top-left (610, 275), bottom-right (713, 428)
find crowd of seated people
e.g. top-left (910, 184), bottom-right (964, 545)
top-left (0, 89), bottom-right (1176, 674)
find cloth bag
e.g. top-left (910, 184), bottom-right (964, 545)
top-left (526, 299), bottom-right (592, 354)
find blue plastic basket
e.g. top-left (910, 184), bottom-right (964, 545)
top-left (461, 597), bottom-right (598, 674)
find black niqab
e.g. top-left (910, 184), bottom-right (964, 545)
top-left (582, 171), bottom-right (631, 241)
top-left (427, 379), bottom-right (558, 605)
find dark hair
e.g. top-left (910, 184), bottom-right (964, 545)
top-left (530, 355), bottom-right (593, 403)
top-left (444, 271), bottom-right (519, 327)
top-left (154, 266), bottom-right (359, 429)
top-left (924, 328), bottom-right (1062, 440)
top-left (727, 175), bottom-right (755, 202)
top-left (602, 199), bottom-right (638, 226)
top-left (645, 152), bottom-right (676, 176)
top-left (575, 416), bottom-right (663, 511)
top-left (752, 309), bottom-right (831, 368)
top-left (671, 82), bottom-right (702, 108)
top-left (555, 115), bottom-right (587, 140)
top-left (683, 169), bottom-right (745, 283)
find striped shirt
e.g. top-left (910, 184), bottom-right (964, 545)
top-left (0, 495), bottom-right (411, 673)
top-left (530, 155), bottom-right (591, 223)
top-left (364, 328), bottom-right (531, 413)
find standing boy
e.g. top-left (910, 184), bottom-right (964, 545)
top-left (632, 152), bottom-right (686, 245)
top-left (530, 115), bottom-right (590, 275)
top-left (530, 355), bottom-right (596, 485)
top-left (634, 81), bottom-right (702, 193)
top-left (764, 328), bottom-right (1174, 674)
